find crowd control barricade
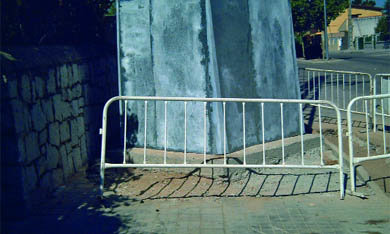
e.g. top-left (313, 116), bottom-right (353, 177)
top-left (347, 94), bottom-right (390, 193)
top-left (100, 96), bottom-right (346, 199)
top-left (372, 74), bottom-right (390, 132)
top-left (302, 68), bottom-right (372, 115)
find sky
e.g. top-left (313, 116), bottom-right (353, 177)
top-left (376, 0), bottom-right (385, 7)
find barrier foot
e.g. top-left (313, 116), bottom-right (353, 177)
top-left (345, 189), bottom-right (368, 199)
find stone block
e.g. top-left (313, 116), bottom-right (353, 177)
top-left (69, 64), bottom-right (78, 86)
top-left (61, 153), bottom-right (74, 179)
top-left (78, 97), bottom-right (85, 108)
top-left (60, 122), bottom-right (70, 143)
top-left (39, 129), bottom-right (48, 145)
top-left (72, 148), bottom-right (83, 172)
top-left (60, 65), bottom-right (69, 89)
top-left (70, 119), bottom-right (79, 147)
top-left (52, 168), bottom-right (64, 187)
top-left (42, 99), bottom-right (54, 123)
top-left (36, 157), bottom-right (47, 177)
top-left (53, 94), bottom-right (71, 121)
top-left (77, 117), bottom-right (85, 138)
top-left (22, 165), bottom-right (38, 194)
top-left (71, 100), bottom-right (79, 117)
top-left (34, 76), bottom-right (46, 98)
top-left (40, 144), bottom-right (46, 155)
top-left (17, 137), bottom-right (27, 163)
top-left (46, 144), bottom-right (59, 170)
top-left (7, 79), bottom-right (18, 98)
top-left (73, 83), bottom-right (82, 99)
top-left (40, 171), bottom-right (53, 191)
top-left (21, 74), bottom-right (31, 103)
top-left (58, 146), bottom-right (66, 167)
top-left (11, 99), bottom-right (30, 134)
top-left (25, 132), bottom-right (41, 164)
top-left (47, 69), bottom-right (57, 94)
top-left (31, 101), bottom-right (47, 131)
top-left (48, 122), bottom-right (60, 146)
top-left (80, 135), bottom-right (88, 163)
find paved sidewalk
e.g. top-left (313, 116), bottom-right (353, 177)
top-left (3, 170), bottom-right (389, 234)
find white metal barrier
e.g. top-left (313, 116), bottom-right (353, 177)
top-left (303, 68), bottom-right (372, 114)
top-left (100, 96), bottom-right (345, 199)
top-left (347, 94), bottom-right (390, 193)
top-left (373, 74), bottom-right (390, 132)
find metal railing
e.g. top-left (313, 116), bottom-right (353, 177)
top-left (100, 96), bottom-right (346, 199)
top-left (347, 94), bottom-right (390, 193)
top-left (302, 68), bottom-right (372, 114)
top-left (373, 74), bottom-right (390, 132)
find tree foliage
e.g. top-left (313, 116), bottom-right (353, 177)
top-left (291, 0), bottom-right (349, 57)
top-left (1, 0), bottom-right (114, 45)
top-left (375, 0), bottom-right (390, 40)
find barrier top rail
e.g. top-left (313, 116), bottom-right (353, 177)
top-left (304, 68), bottom-right (372, 76)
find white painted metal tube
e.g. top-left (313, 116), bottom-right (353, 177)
top-left (104, 163), bottom-right (340, 169)
top-left (342, 74), bottom-right (345, 109)
top-left (381, 99), bottom-right (386, 154)
top-left (164, 101), bottom-right (167, 164)
top-left (123, 100), bottom-right (128, 164)
top-left (262, 103), bottom-right (265, 165)
top-left (281, 103), bottom-right (285, 165)
top-left (184, 101), bottom-right (187, 164)
top-left (319, 105), bottom-right (324, 165)
top-left (324, 72), bottom-right (327, 100)
top-left (204, 102), bottom-right (207, 164)
top-left (299, 103), bottom-right (304, 165)
top-left (223, 102), bottom-right (226, 165)
top-left (331, 73), bottom-right (334, 103)
top-left (318, 72), bottom-right (321, 99)
top-left (365, 100), bottom-right (370, 157)
top-left (243, 102), bottom-right (246, 165)
top-left (354, 154), bottom-right (390, 164)
top-left (313, 71), bottom-right (316, 99)
top-left (144, 101), bottom-right (147, 164)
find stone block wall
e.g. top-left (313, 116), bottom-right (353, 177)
top-left (1, 46), bottom-right (118, 219)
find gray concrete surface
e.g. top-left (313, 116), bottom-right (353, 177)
top-left (118, 0), bottom-right (300, 154)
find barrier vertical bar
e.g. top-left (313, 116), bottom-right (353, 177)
top-left (184, 101), bottom-right (187, 164)
top-left (313, 72), bottom-right (316, 99)
top-left (281, 103), bottom-right (285, 165)
top-left (331, 73), bottom-right (334, 103)
top-left (365, 100), bottom-right (370, 157)
top-left (319, 105), bottom-right (324, 165)
top-left (300, 103), bottom-right (304, 165)
top-left (348, 99), bottom-right (356, 192)
top-left (343, 74), bottom-right (345, 109)
top-left (362, 75), bottom-right (365, 111)
top-left (262, 103), bottom-right (265, 165)
top-left (243, 102), bottom-right (246, 165)
top-left (307, 71), bottom-right (311, 98)
top-left (381, 99), bottom-right (386, 154)
top-left (336, 73), bottom-right (339, 107)
top-left (123, 100), bottom-right (128, 164)
top-left (144, 101), bottom-right (147, 164)
top-left (349, 74), bottom-right (352, 105)
top-left (164, 101), bottom-right (167, 164)
top-left (223, 102), bottom-right (226, 165)
top-left (355, 75), bottom-right (358, 112)
top-left (204, 102), bottom-right (207, 164)
top-left (318, 72), bottom-right (321, 99)
top-left (324, 72), bottom-right (327, 100)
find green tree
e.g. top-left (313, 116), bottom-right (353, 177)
top-left (291, 0), bottom-right (349, 58)
top-left (1, 0), bottom-right (114, 45)
top-left (375, 0), bottom-right (390, 40)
